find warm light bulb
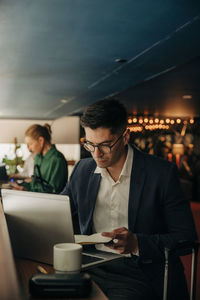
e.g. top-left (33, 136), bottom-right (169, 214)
top-left (132, 117), bottom-right (137, 123)
top-left (128, 118), bottom-right (132, 124)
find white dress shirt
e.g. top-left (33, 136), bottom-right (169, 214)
top-left (21, 153), bottom-right (35, 177)
top-left (93, 144), bottom-right (133, 253)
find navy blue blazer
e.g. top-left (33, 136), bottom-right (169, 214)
top-left (62, 145), bottom-right (196, 260)
top-left (62, 145), bottom-right (197, 297)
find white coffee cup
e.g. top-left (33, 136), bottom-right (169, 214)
top-left (53, 243), bottom-right (82, 273)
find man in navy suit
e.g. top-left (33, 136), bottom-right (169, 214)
top-left (62, 99), bottom-right (196, 300)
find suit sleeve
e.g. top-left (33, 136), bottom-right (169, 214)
top-left (136, 164), bottom-right (197, 261)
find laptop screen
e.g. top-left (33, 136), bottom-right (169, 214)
top-left (2, 189), bottom-right (123, 269)
top-left (0, 164), bottom-right (9, 181)
top-left (1, 189), bottom-right (74, 264)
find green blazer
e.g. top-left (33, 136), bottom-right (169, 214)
top-left (23, 145), bottom-right (68, 193)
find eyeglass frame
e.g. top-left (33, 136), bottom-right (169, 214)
top-left (82, 130), bottom-right (127, 154)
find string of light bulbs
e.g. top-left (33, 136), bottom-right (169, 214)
top-left (127, 116), bottom-right (195, 132)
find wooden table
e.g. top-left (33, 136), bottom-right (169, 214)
top-left (0, 201), bottom-right (107, 300)
top-left (15, 259), bottom-right (108, 300)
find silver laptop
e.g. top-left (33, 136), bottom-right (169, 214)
top-left (0, 164), bottom-right (9, 182)
top-left (1, 189), bottom-right (122, 270)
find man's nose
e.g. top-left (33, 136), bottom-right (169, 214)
top-left (94, 147), bottom-right (103, 157)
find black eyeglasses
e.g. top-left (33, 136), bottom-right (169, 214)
top-left (83, 131), bottom-right (125, 154)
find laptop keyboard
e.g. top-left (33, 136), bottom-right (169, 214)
top-left (82, 254), bottom-right (102, 265)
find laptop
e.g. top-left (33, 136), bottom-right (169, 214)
top-left (1, 189), bottom-right (122, 270)
top-left (0, 164), bottom-right (9, 182)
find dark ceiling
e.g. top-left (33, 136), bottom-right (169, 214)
top-left (0, 0), bottom-right (200, 119)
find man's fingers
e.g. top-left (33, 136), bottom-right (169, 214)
top-left (114, 232), bottom-right (128, 241)
top-left (101, 232), bottom-right (115, 238)
top-left (102, 227), bottom-right (129, 242)
top-left (113, 227), bottom-right (127, 234)
top-left (105, 243), bottom-right (126, 254)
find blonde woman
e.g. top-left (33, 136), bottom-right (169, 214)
top-left (13, 124), bottom-right (68, 193)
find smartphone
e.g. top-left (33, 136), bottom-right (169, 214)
top-left (29, 272), bottom-right (92, 297)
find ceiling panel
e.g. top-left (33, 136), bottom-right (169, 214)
top-left (0, 0), bottom-right (200, 119)
top-left (116, 56), bottom-right (200, 117)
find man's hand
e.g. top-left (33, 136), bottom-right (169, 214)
top-left (102, 227), bottom-right (138, 254)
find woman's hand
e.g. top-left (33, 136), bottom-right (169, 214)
top-left (10, 182), bottom-right (24, 191)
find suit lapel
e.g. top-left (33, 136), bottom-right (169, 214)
top-left (85, 172), bottom-right (101, 234)
top-left (128, 147), bottom-right (146, 231)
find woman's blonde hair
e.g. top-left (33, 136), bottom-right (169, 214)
top-left (25, 123), bottom-right (52, 143)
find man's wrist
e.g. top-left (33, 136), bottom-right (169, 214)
top-left (131, 233), bottom-right (139, 256)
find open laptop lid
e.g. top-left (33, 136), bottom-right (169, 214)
top-left (0, 164), bottom-right (9, 182)
top-left (2, 189), bottom-right (122, 269)
top-left (2, 189), bottom-right (74, 264)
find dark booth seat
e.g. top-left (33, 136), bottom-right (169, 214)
top-left (181, 202), bottom-right (200, 300)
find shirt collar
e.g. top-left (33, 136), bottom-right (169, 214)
top-left (94, 144), bottom-right (134, 178)
top-left (38, 144), bottom-right (56, 159)
top-left (120, 144), bottom-right (133, 177)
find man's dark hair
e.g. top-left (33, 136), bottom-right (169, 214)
top-left (80, 99), bottom-right (127, 134)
